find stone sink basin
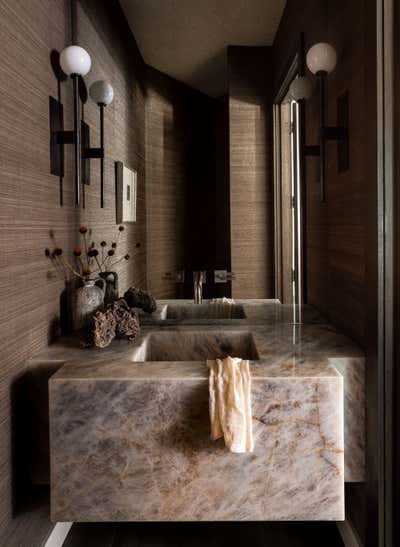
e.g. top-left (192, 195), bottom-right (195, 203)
top-left (131, 330), bottom-right (259, 361)
top-left (165, 302), bottom-right (246, 320)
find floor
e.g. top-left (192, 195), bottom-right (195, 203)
top-left (63, 522), bottom-right (345, 546)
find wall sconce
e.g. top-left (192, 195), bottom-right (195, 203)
top-left (50, 45), bottom-right (91, 207)
top-left (290, 42), bottom-right (349, 202)
top-left (289, 76), bottom-right (313, 102)
top-left (86, 80), bottom-right (114, 208)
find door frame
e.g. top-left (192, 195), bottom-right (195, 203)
top-left (374, 0), bottom-right (394, 545)
top-left (273, 53), bottom-right (306, 308)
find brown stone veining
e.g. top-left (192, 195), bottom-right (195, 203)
top-left (44, 300), bottom-right (362, 522)
top-left (50, 374), bottom-right (344, 522)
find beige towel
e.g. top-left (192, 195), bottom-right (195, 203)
top-left (207, 356), bottom-right (254, 453)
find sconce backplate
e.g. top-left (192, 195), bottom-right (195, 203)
top-left (49, 96), bottom-right (64, 177)
top-left (81, 120), bottom-right (90, 185)
top-left (337, 91), bottom-right (349, 172)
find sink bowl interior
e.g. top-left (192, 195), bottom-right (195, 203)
top-left (133, 331), bottom-right (259, 361)
top-left (166, 303), bottom-right (246, 320)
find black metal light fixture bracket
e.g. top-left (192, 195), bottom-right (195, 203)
top-left (82, 102), bottom-right (106, 207)
top-left (49, 74), bottom-right (82, 207)
top-left (303, 75), bottom-right (349, 202)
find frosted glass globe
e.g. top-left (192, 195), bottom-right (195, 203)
top-left (289, 76), bottom-right (313, 101)
top-left (89, 80), bottom-right (114, 105)
top-left (60, 45), bottom-right (91, 77)
top-left (306, 42), bottom-right (337, 75)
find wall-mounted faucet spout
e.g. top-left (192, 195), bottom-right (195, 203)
top-left (193, 271), bottom-right (206, 304)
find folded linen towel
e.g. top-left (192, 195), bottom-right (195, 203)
top-left (210, 297), bottom-right (236, 305)
top-left (209, 297), bottom-right (236, 318)
top-left (207, 356), bottom-right (254, 453)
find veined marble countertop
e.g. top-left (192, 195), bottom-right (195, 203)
top-left (47, 300), bottom-right (365, 522)
top-left (28, 300), bottom-right (364, 521)
top-left (138, 298), bottom-right (327, 325)
top-left (30, 300), bottom-right (364, 480)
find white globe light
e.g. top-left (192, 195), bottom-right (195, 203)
top-left (289, 76), bottom-right (313, 101)
top-left (89, 80), bottom-right (114, 105)
top-left (306, 42), bottom-right (337, 75)
top-left (60, 45), bottom-right (91, 77)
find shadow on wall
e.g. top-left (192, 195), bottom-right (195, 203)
top-left (11, 359), bottom-right (66, 509)
top-left (10, 373), bottom-right (50, 518)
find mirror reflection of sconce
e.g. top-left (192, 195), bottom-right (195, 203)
top-left (49, 45), bottom-right (91, 208)
top-left (87, 80), bottom-right (114, 208)
top-left (289, 42), bottom-right (349, 202)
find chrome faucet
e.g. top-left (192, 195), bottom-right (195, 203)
top-left (193, 271), bottom-right (206, 304)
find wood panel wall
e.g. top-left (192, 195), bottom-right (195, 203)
top-left (272, 0), bottom-right (376, 543)
top-left (228, 47), bottom-right (275, 299)
top-left (272, 0), bottom-right (369, 347)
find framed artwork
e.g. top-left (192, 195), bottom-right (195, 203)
top-left (115, 161), bottom-right (137, 223)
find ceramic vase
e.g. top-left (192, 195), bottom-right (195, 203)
top-left (71, 278), bottom-right (106, 331)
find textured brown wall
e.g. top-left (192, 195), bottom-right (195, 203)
top-left (145, 66), bottom-right (187, 299)
top-left (273, 0), bottom-right (369, 347)
top-left (0, 1), bottom-right (222, 541)
top-left (272, 0), bottom-right (374, 543)
top-left (0, 0), bottom-right (190, 543)
top-left (228, 46), bottom-right (274, 299)
top-left (145, 67), bottom-right (219, 300)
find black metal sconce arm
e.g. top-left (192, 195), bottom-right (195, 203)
top-left (51, 95), bottom-right (107, 209)
top-left (49, 73), bottom-right (82, 207)
top-left (303, 76), bottom-right (349, 203)
top-left (82, 103), bottom-right (106, 208)
top-left (84, 147), bottom-right (104, 158)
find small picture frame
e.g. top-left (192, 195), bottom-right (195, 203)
top-left (115, 161), bottom-right (137, 223)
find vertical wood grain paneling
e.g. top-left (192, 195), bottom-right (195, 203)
top-left (272, 0), bottom-right (368, 347)
top-left (272, 1), bottom-right (376, 543)
top-left (228, 47), bottom-right (274, 299)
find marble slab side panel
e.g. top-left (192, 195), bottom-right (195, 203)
top-left (330, 358), bottom-right (365, 482)
top-left (50, 376), bottom-right (344, 522)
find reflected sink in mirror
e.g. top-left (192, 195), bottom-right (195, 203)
top-left (132, 331), bottom-right (259, 362)
top-left (165, 303), bottom-right (246, 320)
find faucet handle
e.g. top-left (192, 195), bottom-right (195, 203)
top-left (214, 270), bottom-right (235, 283)
top-left (163, 270), bottom-right (185, 283)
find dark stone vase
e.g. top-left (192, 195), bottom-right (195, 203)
top-left (99, 271), bottom-right (119, 306)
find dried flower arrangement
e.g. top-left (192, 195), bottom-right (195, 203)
top-left (46, 225), bottom-right (130, 281)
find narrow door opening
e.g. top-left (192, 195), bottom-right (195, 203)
top-left (274, 81), bottom-right (304, 319)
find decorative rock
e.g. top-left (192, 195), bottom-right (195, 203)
top-left (111, 299), bottom-right (141, 341)
top-left (92, 299), bottom-right (140, 348)
top-left (123, 287), bottom-right (157, 314)
top-left (92, 307), bottom-right (117, 348)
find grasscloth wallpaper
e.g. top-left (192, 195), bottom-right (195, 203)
top-left (0, 0), bottom-right (375, 545)
top-left (0, 0), bottom-right (193, 544)
top-left (228, 46), bottom-right (274, 299)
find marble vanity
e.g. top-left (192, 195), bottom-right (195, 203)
top-left (28, 300), bottom-right (364, 523)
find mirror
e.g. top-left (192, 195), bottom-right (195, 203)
top-left (144, 51), bottom-right (305, 308)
